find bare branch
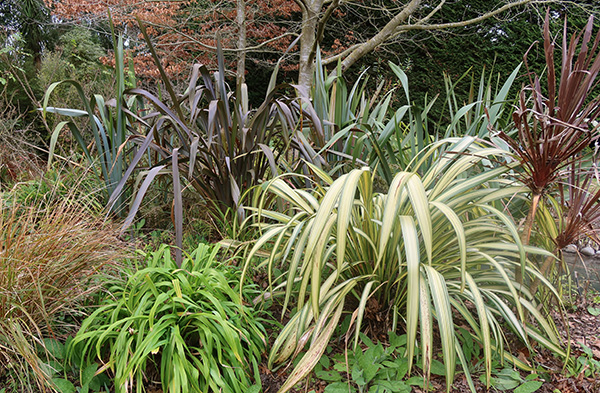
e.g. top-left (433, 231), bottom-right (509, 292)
top-left (325, 0), bottom-right (562, 77)
top-left (142, 20), bottom-right (297, 53)
top-left (236, 0), bottom-right (246, 85)
top-left (322, 43), bottom-right (361, 65)
top-left (418, 0), bottom-right (447, 25)
top-left (395, 0), bottom-right (557, 34)
top-left (333, 0), bottom-right (422, 74)
top-left (309, 0), bottom-right (340, 65)
top-left (293, 0), bottom-right (308, 12)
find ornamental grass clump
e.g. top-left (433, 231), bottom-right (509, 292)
top-left (68, 243), bottom-right (267, 393)
top-left (0, 195), bottom-right (125, 391)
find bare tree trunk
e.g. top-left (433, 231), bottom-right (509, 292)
top-left (236, 0), bottom-right (246, 86)
top-left (297, 0), bottom-right (323, 94)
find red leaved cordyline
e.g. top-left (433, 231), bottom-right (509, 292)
top-left (496, 11), bottom-right (600, 259)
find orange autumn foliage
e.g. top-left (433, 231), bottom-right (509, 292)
top-left (44, 0), bottom-right (356, 81)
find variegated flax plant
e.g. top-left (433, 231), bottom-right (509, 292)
top-left (242, 137), bottom-right (564, 393)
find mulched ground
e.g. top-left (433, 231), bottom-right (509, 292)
top-left (538, 297), bottom-right (600, 393)
top-left (257, 292), bottom-right (600, 393)
top-left (436, 297), bottom-right (600, 393)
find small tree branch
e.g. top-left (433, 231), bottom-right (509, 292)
top-left (394, 0), bottom-right (557, 34)
top-left (141, 20), bottom-right (297, 53)
top-left (334, 0), bottom-right (422, 74)
top-left (308, 0), bottom-right (340, 65)
top-left (236, 0), bottom-right (246, 85)
top-left (293, 0), bottom-right (308, 12)
top-left (322, 43), bottom-right (361, 65)
top-left (328, 0), bottom-right (561, 75)
top-left (418, 0), bottom-right (447, 25)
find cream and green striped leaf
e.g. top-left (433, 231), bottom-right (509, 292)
top-left (244, 137), bottom-right (565, 393)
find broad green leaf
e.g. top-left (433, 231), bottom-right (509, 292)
top-left (43, 338), bottom-right (65, 360)
top-left (52, 378), bottom-right (75, 393)
top-left (325, 382), bottom-right (356, 393)
top-left (513, 381), bottom-right (543, 393)
top-left (81, 363), bottom-right (98, 386)
top-left (315, 370), bottom-right (342, 382)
